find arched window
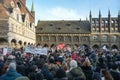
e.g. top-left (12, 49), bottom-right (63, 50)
top-left (66, 36), bottom-right (71, 42)
top-left (37, 36), bottom-right (41, 41)
top-left (50, 36), bottom-right (56, 42)
top-left (102, 35), bottom-right (108, 41)
top-left (93, 36), bottom-right (98, 41)
top-left (43, 36), bottom-right (49, 42)
top-left (58, 36), bottom-right (64, 42)
top-left (111, 36), bottom-right (117, 42)
top-left (16, 2), bottom-right (21, 9)
top-left (73, 36), bottom-right (79, 42)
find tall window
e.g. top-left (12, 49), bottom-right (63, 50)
top-left (16, 14), bottom-right (19, 21)
top-left (58, 36), bottom-right (64, 42)
top-left (93, 36), bottom-right (98, 41)
top-left (73, 36), bottom-right (79, 42)
top-left (111, 36), bottom-right (117, 42)
top-left (66, 36), bottom-right (71, 42)
top-left (43, 36), bottom-right (49, 42)
top-left (37, 36), bottom-right (41, 41)
top-left (50, 36), bottom-right (56, 42)
top-left (102, 35), bottom-right (108, 41)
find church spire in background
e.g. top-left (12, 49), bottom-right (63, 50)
top-left (108, 9), bottom-right (111, 17)
top-left (89, 10), bottom-right (92, 18)
top-left (31, 0), bottom-right (35, 13)
top-left (31, 0), bottom-right (35, 17)
top-left (118, 10), bottom-right (120, 16)
top-left (99, 9), bottom-right (101, 17)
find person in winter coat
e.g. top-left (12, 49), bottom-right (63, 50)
top-left (41, 64), bottom-right (54, 80)
top-left (81, 57), bottom-right (93, 80)
top-left (0, 54), bottom-right (4, 76)
top-left (102, 69), bottom-right (114, 80)
top-left (67, 60), bottom-right (86, 80)
top-left (110, 63), bottom-right (120, 80)
top-left (54, 68), bottom-right (68, 80)
top-left (0, 62), bottom-right (22, 80)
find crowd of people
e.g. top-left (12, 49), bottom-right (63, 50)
top-left (0, 44), bottom-right (120, 80)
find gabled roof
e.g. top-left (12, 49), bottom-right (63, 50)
top-left (0, 0), bottom-right (34, 23)
top-left (36, 20), bottom-right (91, 34)
top-left (0, 3), bottom-right (9, 19)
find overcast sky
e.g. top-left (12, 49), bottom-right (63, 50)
top-left (26, 0), bottom-right (120, 25)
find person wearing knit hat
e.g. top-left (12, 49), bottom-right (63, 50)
top-left (8, 62), bottom-right (16, 70)
top-left (67, 60), bottom-right (86, 80)
top-left (69, 60), bottom-right (78, 70)
top-left (0, 62), bottom-right (22, 80)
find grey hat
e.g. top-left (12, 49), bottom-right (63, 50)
top-left (70, 60), bottom-right (78, 70)
top-left (8, 62), bottom-right (16, 70)
top-left (15, 76), bottom-right (30, 80)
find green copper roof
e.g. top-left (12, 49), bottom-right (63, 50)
top-left (31, 0), bottom-right (34, 12)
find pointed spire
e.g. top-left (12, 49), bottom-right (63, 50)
top-left (31, 0), bottom-right (34, 12)
top-left (86, 17), bottom-right (88, 21)
top-left (99, 9), bottom-right (101, 17)
top-left (108, 9), bottom-right (111, 16)
top-left (118, 10), bottom-right (120, 16)
top-left (89, 10), bottom-right (92, 17)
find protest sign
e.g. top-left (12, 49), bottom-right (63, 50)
top-left (25, 46), bottom-right (48, 55)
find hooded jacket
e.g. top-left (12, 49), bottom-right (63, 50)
top-left (67, 67), bottom-right (86, 80)
top-left (0, 68), bottom-right (22, 80)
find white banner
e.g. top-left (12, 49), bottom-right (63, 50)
top-left (25, 46), bottom-right (48, 55)
top-left (3, 48), bottom-right (7, 55)
top-left (25, 47), bottom-right (32, 53)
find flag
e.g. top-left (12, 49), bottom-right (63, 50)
top-left (57, 43), bottom-right (65, 50)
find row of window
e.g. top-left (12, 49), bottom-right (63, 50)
top-left (38, 27), bottom-right (81, 31)
top-left (92, 20), bottom-right (118, 24)
top-left (92, 27), bottom-right (119, 32)
top-left (37, 35), bottom-right (119, 42)
top-left (15, 11), bottom-right (34, 31)
top-left (93, 36), bottom-right (117, 42)
top-left (37, 36), bottom-right (89, 42)
top-left (92, 23), bottom-right (118, 27)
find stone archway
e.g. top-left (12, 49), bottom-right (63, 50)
top-left (83, 44), bottom-right (88, 48)
top-left (83, 44), bottom-right (89, 52)
top-left (24, 42), bottom-right (27, 46)
top-left (0, 38), bottom-right (8, 48)
top-left (43, 43), bottom-right (49, 47)
top-left (111, 45), bottom-right (118, 50)
top-left (50, 44), bottom-right (56, 48)
top-left (0, 38), bottom-right (7, 43)
top-left (101, 44), bottom-right (109, 49)
top-left (11, 39), bottom-right (17, 48)
top-left (92, 44), bottom-right (99, 49)
top-left (18, 40), bottom-right (23, 48)
top-left (18, 40), bottom-right (22, 45)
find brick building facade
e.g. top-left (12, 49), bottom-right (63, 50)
top-left (0, 0), bottom-right (35, 48)
top-left (36, 10), bottom-right (120, 49)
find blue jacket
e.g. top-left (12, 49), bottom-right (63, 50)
top-left (0, 68), bottom-right (22, 80)
top-left (0, 60), bottom-right (4, 76)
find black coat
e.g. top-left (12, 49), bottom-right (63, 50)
top-left (0, 60), bottom-right (4, 76)
top-left (110, 70), bottom-right (120, 80)
top-left (81, 66), bottom-right (93, 80)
